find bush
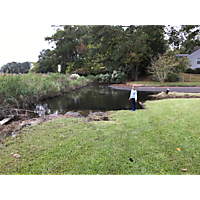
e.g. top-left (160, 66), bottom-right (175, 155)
top-left (185, 68), bottom-right (200, 74)
top-left (75, 67), bottom-right (89, 76)
top-left (98, 71), bottom-right (127, 83)
top-left (70, 74), bottom-right (80, 79)
top-left (87, 75), bottom-right (97, 81)
top-left (99, 74), bottom-right (111, 83)
top-left (71, 80), bottom-right (80, 89)
top-left (167, 73), bottom-right (179, 82)
top-left (111, 70), bottom-right (127, 83)
top-left (77, 76), bottom-right (88, 86)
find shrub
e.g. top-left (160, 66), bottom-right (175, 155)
top-left (71, 80), bottom-right (80, 89)
top-left (185, 68), bottom-right (200, 74)
top-left (148, 52), bottom-right (180, 83)
top-left (99, 73), bottom-right (111, 83)
top-left (167, 73), bottom-right (179, 82)
top-left (78, 76), bottom-right (88, 86)
top-left (70, 74), bottom-right (80, 79)
top-left (98, 71), bottom-right (127, 83)
top-left (111, 70), bottom-right (127, 83)
top-left (75, 67), bottom-right (89, 76)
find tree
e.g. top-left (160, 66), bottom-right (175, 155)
top-left (166, 25), bottom-right (200, 53)
top-left (1, 62), bottom-right (31, 74)
top-left (29, 62), bottom-right (40, 73)
top-left (136, 25), bottom-right (168, 76)
top-left (40, 25), bottom-right (166, 79)
top-left (37, 49), bottom-right (54, 73)
top-left (44, 25), bottom-right (91, 73)
top-left (19, 62), bottom-right (31, 74)
top-left (148, 53), bottom-right (179, 84)
top-left (87, 25), bottom-right (149, 80)
top-left (147, 50), bottom-right (190, 83)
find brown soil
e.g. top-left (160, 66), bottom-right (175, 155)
top-left (0, 111), bottom-right (112, 144)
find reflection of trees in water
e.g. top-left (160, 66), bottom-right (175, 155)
top-left (35, 84), bottom-right (157, 115)
top-left (36, 84), bottom-right (131, 113)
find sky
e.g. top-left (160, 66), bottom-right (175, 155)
top-left (0, 25), bottom-right (177, 68)
top-left (0, 26), bottom-right (57, 68)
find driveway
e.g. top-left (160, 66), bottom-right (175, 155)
top-left (109, 85), bottom-right (200, 93)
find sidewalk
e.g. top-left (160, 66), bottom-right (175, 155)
top-left (109, 84), bottom-right (200, 93)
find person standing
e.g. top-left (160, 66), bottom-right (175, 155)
top-left (129, 84), bottom-right (137, 111)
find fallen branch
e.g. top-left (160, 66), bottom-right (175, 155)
top-left (15, 108), bottom-right (37, 113)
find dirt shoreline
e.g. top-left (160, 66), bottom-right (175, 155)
top-left (0, 111), bottom-right (111, 144)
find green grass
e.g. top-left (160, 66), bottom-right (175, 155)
top-left (180, 73), bottom-right (200, 82)
top-left (1, 99), bottom-right (200, 174)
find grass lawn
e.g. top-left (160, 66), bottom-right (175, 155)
top-left (128, 73), bottom-right (200, 86)
top-left (1, 98), bottom-right (200, 175)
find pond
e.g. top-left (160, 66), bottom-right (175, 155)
top-left (35, 84), bottom-right (158, 117)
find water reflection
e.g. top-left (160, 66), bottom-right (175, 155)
top-left (35, 84), bottom-right (157, 116)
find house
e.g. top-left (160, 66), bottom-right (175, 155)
top-left (177, 46), bottom-right (200, 70)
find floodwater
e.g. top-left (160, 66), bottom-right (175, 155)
top-left (35, 84), bottom-right (158, 116)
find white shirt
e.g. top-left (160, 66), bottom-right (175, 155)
top-left (129, 89), bottom-right (137, 100)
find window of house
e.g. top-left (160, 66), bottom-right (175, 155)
top-left (197, 58), bottom-right (200, 64)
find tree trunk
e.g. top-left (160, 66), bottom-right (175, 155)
top-left (131, 65), bottom-right (136, 81)
top-left (135, 63), bottom-right (139, 81)
top-left (68, 52), bottom-right (70, 64)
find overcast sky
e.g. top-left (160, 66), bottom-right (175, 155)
top-left (0, 25), bottom-right (170, 68)
top-left (0, 26), bottom-right (57, 68)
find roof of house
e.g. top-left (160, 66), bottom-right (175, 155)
top-left (188, 46), bottom-right (200, 58)
top-left (190, 46), bottom-right (200, 54)
top-left (176, 54), bottom-right (189, 57)
top-left (176, 47), bottom-right (200, 58)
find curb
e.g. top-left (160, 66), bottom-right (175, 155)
top-left (111, 84), bottom-right (200, 88)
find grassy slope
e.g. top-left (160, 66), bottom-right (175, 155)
top-left (1, 99), bottom-right (200, 175)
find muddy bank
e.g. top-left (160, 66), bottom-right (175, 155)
top-left (0, 111), bottom-right (112, 145)
top-left (150, 91), bottom-right (200, 100)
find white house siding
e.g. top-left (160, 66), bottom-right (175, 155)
top-left (187, 49), bottom-right (200, 69)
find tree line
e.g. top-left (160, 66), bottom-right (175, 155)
top-left (1, 25), bottom-right (200, 80)
top-left (0, 62), bottom-right (31, 74)
top-left (31, 25), bottom-right (168, 80)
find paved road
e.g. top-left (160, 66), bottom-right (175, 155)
top-left (109, 85), bottom-right (200, 93)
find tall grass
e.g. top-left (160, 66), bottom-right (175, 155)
top-left (0, 73), bottom-right (93, 109)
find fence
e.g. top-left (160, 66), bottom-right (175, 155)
top-left (178, 73), bottom-right (200, 82)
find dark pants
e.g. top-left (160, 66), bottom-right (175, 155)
top-left (131, 98), bottom-right (136, 111)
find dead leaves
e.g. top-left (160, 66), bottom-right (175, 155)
top-left (176, 148), bottom-right (187, 172)
top-left (181, 169), bottom-right (187, 172)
